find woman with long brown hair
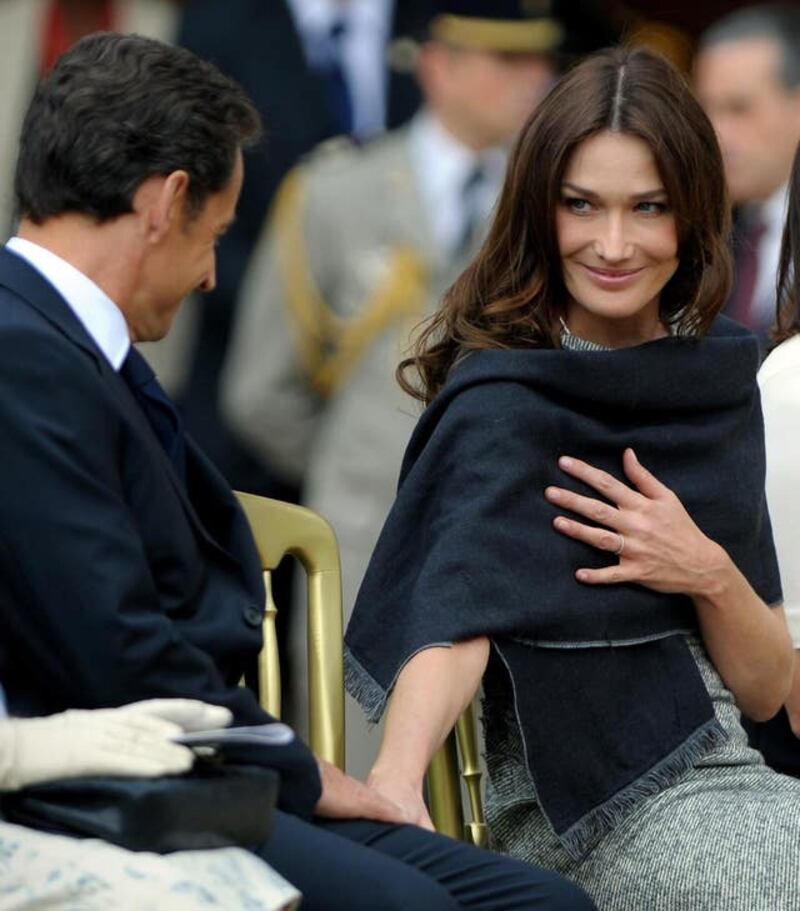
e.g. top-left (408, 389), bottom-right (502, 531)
top-left (345, 46), bottom-right (800, 908)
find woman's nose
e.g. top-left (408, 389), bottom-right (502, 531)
top-left (592, 215), bottom-right (633, 263)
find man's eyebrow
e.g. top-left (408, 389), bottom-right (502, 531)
top-left (561, 181), bottom-right (668, 200)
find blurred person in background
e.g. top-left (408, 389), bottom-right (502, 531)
top-left (221, 0), bottom-right (618, 778)
top-left (172, 0), bottom-right (432, 491)
top-left (695, 3), bottom-right (800, 347)
top-left (171, 0), bottom-right (435, 707)
top-left (0, 0), bottom-right (179, 239)
top-left (746, 142), bottom-right (800, 780)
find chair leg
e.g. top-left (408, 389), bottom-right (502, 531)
top-left (427, 731), bottom-right (464, 840)
top-left (258, 571), bottom-right (282, 719)
top-left (456, 705), bottom-right (488, 847)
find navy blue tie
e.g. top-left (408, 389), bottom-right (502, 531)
top-left (119, 348), bottom-right (187, 484)
top-left (455, 163), bottom-right (487, 259)
top-left (319, 18), bottom-right (354, 135)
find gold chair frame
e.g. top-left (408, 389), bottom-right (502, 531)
top-left (236, 490), bottom-right (482, 840)
top-left (235, 491), bottom-right (345, 769)
top-left (427, 703), bottom-right (488, 847)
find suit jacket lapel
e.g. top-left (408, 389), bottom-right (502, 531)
top-left (0, 248), bottom-right (234, 561)
top-left (0, 247), bottom-right (106, 367)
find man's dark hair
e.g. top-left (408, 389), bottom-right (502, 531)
top-left (700, 3), bottom-right (800, 90)
top-left (15, 32), bottom-right (262, 224)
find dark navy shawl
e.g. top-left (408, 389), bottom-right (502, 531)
top-left (345, 316), bottom-right (782, 858)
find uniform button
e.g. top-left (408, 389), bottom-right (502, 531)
top-left (243, 605), bottom-right (263, 628)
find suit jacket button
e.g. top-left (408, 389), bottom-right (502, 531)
top-left (243, 606), bottom-right (263, 628)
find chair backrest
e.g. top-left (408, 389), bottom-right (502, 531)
top-left (235, 491), bottom-right (345, 769)
top-left (427, 703), bottom-right (488, 847)
top-left (236, 491), bottom-right (482, 837)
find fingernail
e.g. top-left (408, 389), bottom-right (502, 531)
top-left (554, 517), bottom-right (568, 530)
top-left (628, 448), bottom-right (638, 463)
top-left (576, 569), bottom-right (589, 582)
top-left (545, 487), bottom-right (560, 501)
top-left (559, 456), bottom-right (573, 469)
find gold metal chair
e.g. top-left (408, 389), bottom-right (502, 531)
top-left (427, 702), bottom-right (488, 847)
top-left (235, 491), bottom-right (344, 769)
top-left (236, 490), bottom-right (481, 838)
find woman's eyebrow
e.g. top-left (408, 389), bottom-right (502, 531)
top-left (561, 181), bottom-right (597, 197)
top-left (631, 188), bottom-right (668, 200)
top-left (560, 181), bottom-right (667, 200)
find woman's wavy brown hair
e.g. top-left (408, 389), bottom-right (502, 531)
top-left (398, 46), bottom-right (732, 404)
top-left (775, 144), bottom-right (800, 345)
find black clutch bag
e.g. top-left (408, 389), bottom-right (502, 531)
top-left (0, 758), bottom-right (278, 853)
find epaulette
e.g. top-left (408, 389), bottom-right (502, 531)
top-left (300, 135), bottom-right (359, 172)
top-left (271, 166), bottom-right (429, 398)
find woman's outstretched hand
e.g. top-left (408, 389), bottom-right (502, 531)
top-left (366, 770), bottom-right (435, 832)
top-left (545, 447), bottom-right (727, 596)
top-left (313, 758), bottom-right (413, 825)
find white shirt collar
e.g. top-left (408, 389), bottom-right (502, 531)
top-left (6, 236), bottom-right (130, 369)
top-left (285, 0), bottom-right (389, 35)
top-left (748, 183), bottom-right (789, 325)
top-left (410, 109), bottom-right (480, 199)
top-left (284, 0), bottom-right (393, 138)
top-left (763, 181), bottom-right (789, 227)
top-left (408, 109), bottom-right (508, 256)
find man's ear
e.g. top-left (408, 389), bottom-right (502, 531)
top-left (789, 85), bottom-right (800, 131)
top-left (416, 41), bottom-right (448, 99)
top-left (135, 170), bottom-right (191, 244)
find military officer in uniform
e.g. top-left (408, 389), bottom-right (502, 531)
top-left (221, 0), bottom-right (613, 778)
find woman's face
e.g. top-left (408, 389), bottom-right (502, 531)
top-left (556, 130), bottom-right (679, 347)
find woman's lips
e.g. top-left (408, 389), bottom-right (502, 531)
top-left (580, 264), bottom-right (644, 288)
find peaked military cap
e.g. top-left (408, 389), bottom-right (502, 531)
top-left (429, 0), bottom-right (565, 53)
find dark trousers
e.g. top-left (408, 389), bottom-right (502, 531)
top-left (259, 811), bottom-right (595, 911)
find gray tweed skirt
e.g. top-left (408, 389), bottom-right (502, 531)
top-left (483, 636), bottom-right (800, 910)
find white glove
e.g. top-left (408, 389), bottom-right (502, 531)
top-left (115, 699), bottom-right (233, 733)
top-left (0, 699), bottom-right (230, 792)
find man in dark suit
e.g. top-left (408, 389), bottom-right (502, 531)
top-left (0, 32), bottom-right (593, 911)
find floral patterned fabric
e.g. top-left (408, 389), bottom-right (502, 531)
top-left (0, 822), bottom-right (300, 911)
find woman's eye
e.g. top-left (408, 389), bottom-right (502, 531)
top-left (563, 197), bottom-right (593, 213)
top-left (635, 201), bottom-right (669, 215)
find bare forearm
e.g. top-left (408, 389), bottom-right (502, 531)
top-left (370, 638), bottom-right (490, 787)
top-left (692, 543), bottom-right (792, 721)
